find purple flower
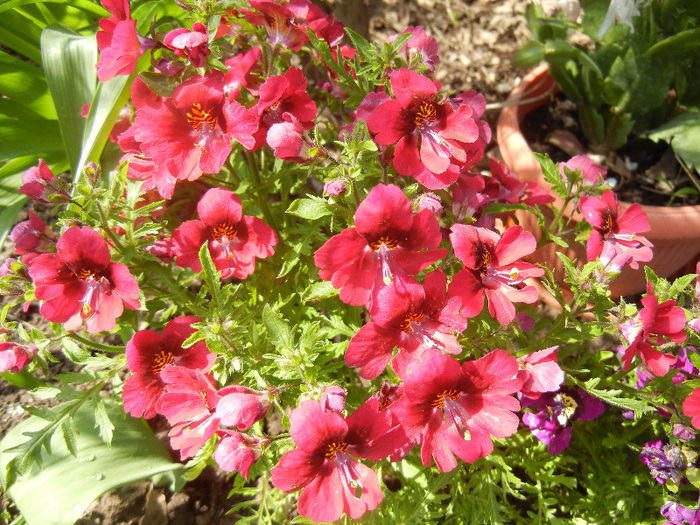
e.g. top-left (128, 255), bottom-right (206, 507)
top-left (640, 440), bottom-right (690, 485)
top-left (661, 502), bottom-right (700, 525)
top-left (521, 387), bottom-right (605, 454)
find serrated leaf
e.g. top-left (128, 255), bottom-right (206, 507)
top-left (286, 196), bottom-right (332, 220)
top-left (302, 281), bottom-right (338, 301)
top-left (198, 242), bottom-right (222, 309)
top-left (93, 400), bottom-right (114, 445)
top-left (262, 304), bottom-right (292, 349)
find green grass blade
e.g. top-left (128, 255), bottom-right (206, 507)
top-left (40, 24), bottom-right (97, 171)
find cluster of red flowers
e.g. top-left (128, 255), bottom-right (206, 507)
top-left (4, 1), bottom-right (700, 523)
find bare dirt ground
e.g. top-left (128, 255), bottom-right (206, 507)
top-left (1, 1), bottom-right (534, 523)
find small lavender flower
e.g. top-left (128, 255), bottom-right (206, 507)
top-left (661, 501), bottom-right (700, 525)
top-left (640, 440), bottom-right (688, 484)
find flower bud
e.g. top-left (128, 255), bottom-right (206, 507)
top-left (418, 192), bottom-right (443, 214)
top-left (323, 179), bottom-right (346, 197)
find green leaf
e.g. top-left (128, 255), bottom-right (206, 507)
top-left (646, 28), bottom-right (700, 58)
top-left (0, 0), bottom-right (107, 17)
top-left (344, 26), bottom-right (374, 62)
top-left (262, 304), bottom-right (293, 349)
top-left (647, 110), bottom-right (700, 170)
top-left (286, 197), bottom-right (332, 220)
top-left (41, 24), bottom-right (97, 172)
top-left (686, 467), bottom-right (700, 489)
top-left (0, 401), bottom-right (183, 525)
top-left (0, 119), bottom-right (63, 161)
top-left (198, 242), bottom-right (222, 309)
top-left (302, 281), bottom-right (338, 302)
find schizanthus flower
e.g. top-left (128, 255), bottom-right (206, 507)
top-left (448, 224), bottom-right (543, 324)
top-left (366, 69), bottom-right (488, 189)
top-left (28, 226), bottom-right (140, 333)
top-left (271, 399), bottom-right (403, 522)
top-left (0, 342), bottom-right (35, 373)
top-left (122, 316), bottom-right (216, 419)
top-left (391, 349), bottom-right (522, 472)
top-left (96, 0), bottom-right (151, 82)
top-left (172, 187), bottom-right (277, 279)
top-left (314, 184), bottom-right (447, 306)
top-left (18, 159), bottom-right (68, 203)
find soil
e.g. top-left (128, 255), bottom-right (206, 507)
top-left (521, 89), bottom-right (700, 207)
top-left (1, 1), bottom-right (534, 523)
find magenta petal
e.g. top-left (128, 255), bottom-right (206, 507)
top-left (393, 134), bottom-right (422, 177)
top-left (447, 269), bottom-right (484, 318)
top-left (494, 226), bottom-right (536, 266)
top-left (271, 448), bottom-right (324, 493)
top-left (345, 323), bottom-right (400, 379)
top-left (215, 392), bottom-right (267, 430)
top-left (354, 184), bottom-right (413, 238)
top-left (290, 400), bottom-right (347, 453)
top-left (213, 433), bottom-right (258, 479)
top-left (297, 469), bottom-right (344, 523)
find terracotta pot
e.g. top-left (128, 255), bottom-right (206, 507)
top-left (496, 64), bottom-right (700, 298)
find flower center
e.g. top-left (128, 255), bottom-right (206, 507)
top-left (76, 268), bottom-right (98, 280)
top-left (369, 235), bottom-right (399, 251)
top-left (324, 441), bottom-right (349, 461)
top-left (431, 388), bottom-right (461, 409)
top-left (399, 311), bottom-right (425, 332)
top-left (602, 213), bottom-right (614, 235)
top-left (186, 103), bottom-right (217, 131)
top-left (152, 350), bottom-right (175, 373)
top-left (414, 101), bottom-right (437, 127)
top-left (212, 222), bottom-right (237, 242)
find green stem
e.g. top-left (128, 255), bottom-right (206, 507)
top-left (95, 202), bottom-right (126, 253)
top-left (243, 151), bottom-right (279, 232)
top-left (67, 332), bottom-right (124, 353)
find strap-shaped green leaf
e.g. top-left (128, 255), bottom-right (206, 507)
top-left (0, 400), bottom-right (184, 525)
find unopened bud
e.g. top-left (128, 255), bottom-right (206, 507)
top-left (83, 162), bottom-right (101, 187)
top-left (323, 179), bottom-right (347, 197)
top-left (418, 192), bottom-right (443, 214)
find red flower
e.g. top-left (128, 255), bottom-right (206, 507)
top-left (156, 366), bottom-right (222, 459)
top-left (242, 1), bottom-right (308, 51)
top-left (163, 23), bottom-right (210, 68)
top-left (266, 113), bottom-right (313, 162)
top-left (580, 190), bottom-right (652, 270)
top-left (10, 212), bottom-right (56, 256)
top-left (130, 72), bottom-right (257, 192)
top-left (391, 349), bottom-right (522, 472)
top-left (122, 316), bottom-right (216, 419)
top-left (252, 67), bottom-right (317, 150)
top-left (213, 432), bottom-right (260, 479)
top-left (517, 346), bottom-right (565, 399)
top-left (96, 0), bottom-right (151, 82)
top-left (28, 226), bottom-right (140, 333)
top-left (314, 184), bottom-right (447, 306)
top-left (172, 187), bottom-right (277, 279)
top-left (18, 159), bottom-right (68, 203)
top-left (0, 342), bottom-right (35, 373)
top-left (366, 69), bottom-right (487, 189)
top-left (345, 270), bottom-right (466, 379)
top-left (619, 283), bottom-right (686, 376)
top-left (271, 399), bottom-right (403, 522)
top-left (682, 388), bottom-right (700, 429)
top-left (223, 47), bottom-right (263, 99)
top-left (448, 224), bottom-right (543, 324)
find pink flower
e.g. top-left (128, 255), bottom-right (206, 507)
top-left (172, 187), bottom-right (277, 280)
top-left (580, 190), bottom-right (652, 270)
top-left (683, 388), bottom-right (700, 430)
top-left (345, 270), bottom-right (466, 379)
top-left (448, 224), bottom-right (543, 324)
top-left (213, 432), bottom-right (260, 479)
top-left (96, 0), bottom-right (151, 82)
top-left (10, 212), bottom-right (56, 256)
top-left (215, 386), bottom-right (270, 431)
top-left (156, 366), bottom-right (222, 459)
top-left (266, 113), bottom-right (313, 162)
top-left (559, 155), bottom-right (607, 186)
top-left (129, 72), bottom-right (257, 197)
top-left (223, 47), bottom-right (263, 99)
top-left (163, 23), bottom-right (210, 68)
top-left (0, 342), bottom-right (35, 373)
top-left (18, 160), bottom-right (67, 203)
top-left (323, 178), bottom-right (347, 196)
top-left (418, 193), bottom-right (443, 214)
top-left (271, 399), bottom-right (403, 522)
top-left (122, 316), bottom-right (216, 419)
top-left (366, 69), bottom-right (487, 189)
top-left (620, 283), bottom-right (687, 376)
top-left (388, 26), bottom-right (440, 72)
top-left (517, 346), bottom-right (565, 399)
top-left (252, 67), bottom-right (317, 150)
top-left (314, 184), bottom-right (447, 306)
top-left (320, 386), bottom-right (347, 412)
top-left (242, 1), bottom-right (309, 51)
top-left (28, 226), bottom-right (140, 333)
top-left (391, 349), bottom-right (522, 472)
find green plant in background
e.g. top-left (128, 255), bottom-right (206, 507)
top-left (515, 0), bottom-right (700, 178)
